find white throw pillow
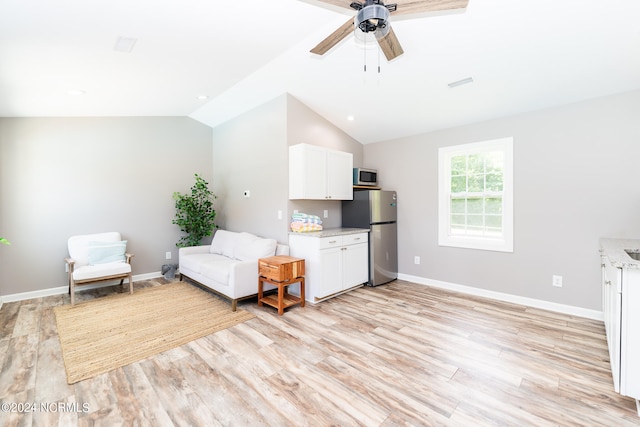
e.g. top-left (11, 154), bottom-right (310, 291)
top-left (87, 240), bottom-right (127, 265)
top-left (235, 232), bottom-right (277, 261)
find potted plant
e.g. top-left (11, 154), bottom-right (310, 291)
top-left (172, 174), bottom-right (217, 247)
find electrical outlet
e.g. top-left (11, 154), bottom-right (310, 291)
top-left (323, 210), bottom-right (329, 218)
top-left (277, 210), bottom-right (283, 220)
top-left (552, 275), bottom-right (563, 287)
top-left (414, 256), bottom-right (421, 265)
top-left (166, 252), bottom-right (172, 260)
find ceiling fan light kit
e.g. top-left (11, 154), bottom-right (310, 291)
top-left (310, 0), bottom-right (469, 61)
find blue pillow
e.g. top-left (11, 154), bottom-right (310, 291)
top-left (87, 240), bottom-right (127, 265)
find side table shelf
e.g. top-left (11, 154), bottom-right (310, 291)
top-left (258, 256), bottom-right (305, 315)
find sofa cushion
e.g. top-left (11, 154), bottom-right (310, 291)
top-left (209, 229), bottom-right (237, 258)
top-left (201, 258), bottom-right (238, 286)
top-left (234, 232), bottom-right (277, 261)
top-left (180, 253), bottom-right (224, 274)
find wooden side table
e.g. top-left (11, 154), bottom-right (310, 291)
top-left (258, 256), bottom-right (305, 315)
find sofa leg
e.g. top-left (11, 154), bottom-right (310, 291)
top-left (179, 273), bottom-right (183, 281)
top-left (231, 299), bottom-right (237, 311)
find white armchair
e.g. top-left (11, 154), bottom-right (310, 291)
top-left (65, 232), bottom-right (134, 305)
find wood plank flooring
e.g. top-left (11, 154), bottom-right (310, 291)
top-left (1, 278), bottom-right (639, 426)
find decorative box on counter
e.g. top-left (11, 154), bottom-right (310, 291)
top-left (258, 255), bottom-right (305, 282)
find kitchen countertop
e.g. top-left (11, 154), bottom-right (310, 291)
top-left (600, 238), bottom-right (640, 269)
top-left (289, 227), bottom-right (369, 238)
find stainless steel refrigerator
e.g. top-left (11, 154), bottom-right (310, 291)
top-left (342, 190), bottom-right (398, 286)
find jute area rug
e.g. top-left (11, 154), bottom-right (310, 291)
top-left (54, 282), bottom-right (255, 384)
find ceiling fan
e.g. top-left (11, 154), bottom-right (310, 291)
top-left (310, 0), bottom-right (469, 61)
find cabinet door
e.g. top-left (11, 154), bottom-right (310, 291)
top-left (318, 247), bottom-right (343, 298)
top-left (621, 269), bottom-right (640, 398)
top-left (326, 149), bottom-right (353, 200)
top-left (289, 144), bottom-right (327, 199)
top-left (342, 243), bottom-right (368, 289)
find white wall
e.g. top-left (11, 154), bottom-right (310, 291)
top-left (364, 90), bottom-right (640, 311)
top-left (0, 117), bottom-right (213, 296)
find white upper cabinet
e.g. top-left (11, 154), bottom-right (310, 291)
top-left (289, 143), bottom-right (353, 200)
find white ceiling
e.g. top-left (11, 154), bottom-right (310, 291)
top-left (1, 0), bottom-right (639, 144)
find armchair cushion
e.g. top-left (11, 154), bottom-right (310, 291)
top-left (88, 240), bottom-right (128, 265)
top-left (73, 262), bottom-right (132, 281)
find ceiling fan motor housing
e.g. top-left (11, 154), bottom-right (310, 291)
top-left (355, 4), bottom-right (390, 33)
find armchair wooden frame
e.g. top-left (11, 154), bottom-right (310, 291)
top-left (65, 253), bottom-right (134, 305)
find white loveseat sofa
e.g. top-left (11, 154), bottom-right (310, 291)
top-left (178, 229), bottom-right (289, 310)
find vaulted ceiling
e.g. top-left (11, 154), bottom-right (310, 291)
top-left (1, 0), bottom-right (639, 144)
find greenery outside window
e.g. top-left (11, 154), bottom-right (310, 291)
top-left (438, 137), bottom-right (514, 252)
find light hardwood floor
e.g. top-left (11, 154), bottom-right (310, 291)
top-left (1, 278), bottom-right (639, 426)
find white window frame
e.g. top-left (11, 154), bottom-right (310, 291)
top-left (438, 137), bottom-right (514, 252)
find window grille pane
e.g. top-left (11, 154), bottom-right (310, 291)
top-left (451, 176), bottom-right (466, 193)
top-left (467, 214), bottom-right (484, 227)
top-left (486, 173), bottom-right (503, 191)
top-left (451, 215), bottom-right (466, 232)
top-left (485, 197), bottom-right (502, 214)
top-left (467, 197), bottom-right (483, 214)
top-left (467, 175), bottom-right (484, 192)
top-left (485, 214), bottom-right (502, 228)
top-left (485, 152), bottom-right (504, 172)
top-left (451, 156), bottom-right (466, 175)
top-left (451, 198), bottom-right (466, 214)
top-left (468, 154), bottom-right (483, 171)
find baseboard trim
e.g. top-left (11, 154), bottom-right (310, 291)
top-left (397, 273), bottom-right (603, 321)
top-left (0, 271), bottom-right (164, 304)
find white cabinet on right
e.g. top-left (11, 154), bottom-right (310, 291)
top-left (289, 231), bottom-right (368, 303)
top-left (289, 143), bottom-right (353, 200)
top-left (600, 238), bottom-right (640, 415)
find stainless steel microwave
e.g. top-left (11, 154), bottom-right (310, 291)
top-left (353, 168), bottom-right (378, 186)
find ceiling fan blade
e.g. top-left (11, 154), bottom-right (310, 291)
top-left (376, 26), bottom-right (404, 61)
top-left (310, 17), bottom-right (355, 55)
top-left (392, 0), bottom-right (469, 16)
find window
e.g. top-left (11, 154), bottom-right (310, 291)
top-left (438, 137), bottom-right (513, 252)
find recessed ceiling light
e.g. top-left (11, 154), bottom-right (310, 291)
top-left (448, 77), bottom-right (474, 88)
top-left (347, 115), bottom-right (355, 121)
top-left (114, 36), bottom-right (137, 53)
top-left (67, 89), bottom-right (86, 96)
top-left (197, 95), bottom-right (209, 100)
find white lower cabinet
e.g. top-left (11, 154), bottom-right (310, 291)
top-left (601, 253), bottom-right (640, 414)
top-left (289, 232), bottom-right (368, 302)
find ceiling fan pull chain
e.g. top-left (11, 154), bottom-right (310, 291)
top-left (364, 37), bottom-right (367, 72)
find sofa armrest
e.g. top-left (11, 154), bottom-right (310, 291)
top-left (179, 245), bottom-right (210, 257)
top-left (229, 260), bottom-right (260, 298)
top-left (276, 244), bottom-right (289, 256)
